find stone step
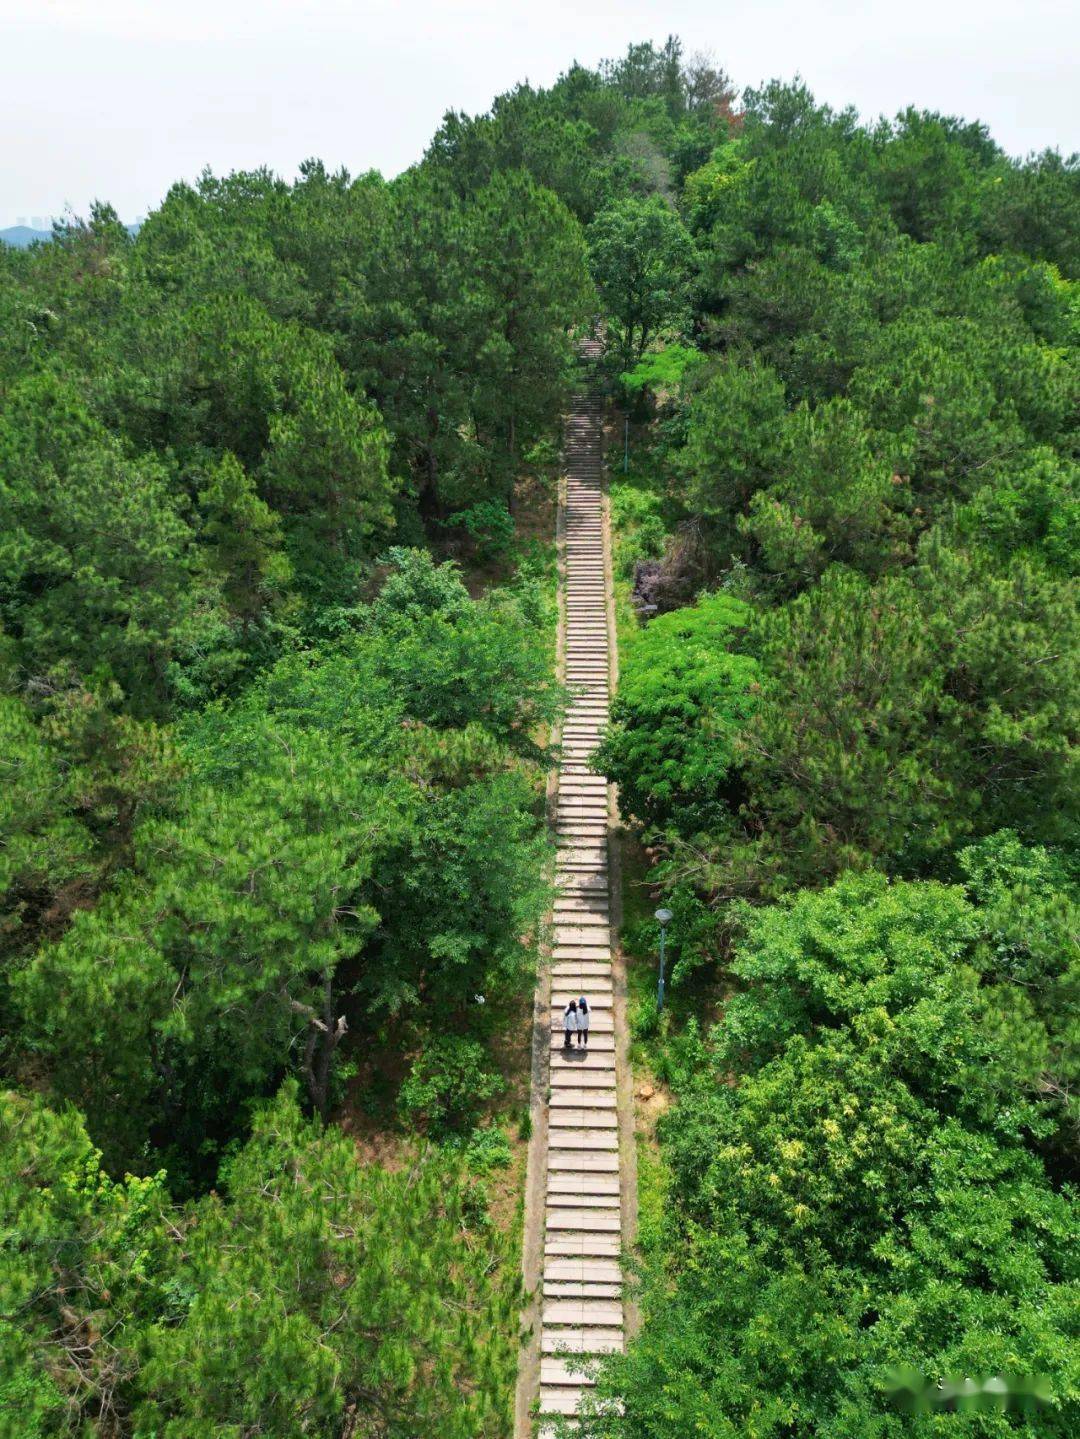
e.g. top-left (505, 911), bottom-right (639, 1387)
top-left (552, 915), bottom-right (612, 938)
top-left (552, 1008), bottom-right (612, 1028)
top-left (553, 876), bottom-right (608, 894)
top-left (538, 1386), bottom-right (589, 1415)
top-left (542, 1299), bottom-right (623, 1327)
top-left (550, 1067), bottom-right (616, 1088)
top-left (545, 1234), bottom-right (621, 1258)
top-left (549, 1111), bottom-right (618, 1132)
top-left (553, 924), bottom-right (611, 944)
top-left (550, 1039), bottom-right (615, 1059)
top-left (543, 1128), bottom-right (618, 1150)
top-left (549, 1077), bottom-right (616, 1096)
top-left (546, 1208), bottom-right (621, 1231)
top-left (546, 1191), bottom-right (621, 1210)
top-left (547, 1172), bottom-right (620, 1196)
top-left (550, 979), bottom-right (613, 995)
top-left (546, 1150), bottom-right (619, 1174)
top-left (544, 1258), bottom-right (622, 1284)
top-left (540, 1359), bottom-right (597, 1387)
top-left (543, 1282), bottom-right (622, 1300)
top-left (541, 1329), bottom-right (623, 1357)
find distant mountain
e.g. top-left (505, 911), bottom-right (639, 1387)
top-left (1, 225), bottom-right (52, 248)
top-left (1, 222), bottom-right (142, 249)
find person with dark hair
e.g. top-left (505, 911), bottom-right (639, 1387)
top-left (577, 995), bottom-right (590, 1047)
top-left (563, 998), bottom-right (578, 1049)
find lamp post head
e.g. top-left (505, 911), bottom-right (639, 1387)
top-left (655, 908), bottom-right (673, 927)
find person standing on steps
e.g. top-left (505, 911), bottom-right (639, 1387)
top-left (563, 999), bottom-right (578, 1049)
top-left (577, 996), bottom-right (590, 1047)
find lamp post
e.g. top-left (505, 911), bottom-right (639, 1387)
top-left (655, 908), bottom-right (673, 1011)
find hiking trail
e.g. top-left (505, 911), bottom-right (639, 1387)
top-left (516, 339), bottom-right (632, 1434)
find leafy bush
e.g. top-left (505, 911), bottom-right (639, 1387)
top-left (463, 1125), bottom-right (513, 1173)
top-left (609, 480), bottom-right (669, 579)
top-left (595, 593), bottom-right (759, 834)
top-left (398, 1036), bottom-right (505, 1134)
top-left (445, 500), bottom-right (516, 561)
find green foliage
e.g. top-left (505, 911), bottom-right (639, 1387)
top-left (0, 1088), bottom-right (170, 1438)
top-left (446, 499), bottom-right (516, 560)
top-left (138, 1084), bottom-right (519, 1438)
top-left (675, 358), bottom-right (788, 528)
top-left (608, 479), bottom-right (670, 579)
top-left (0, 1084), bottom-right (520, 1439)
top-left (588, 196), bottom-right (697, 368)
top-left (588, 871), bottom-right (1080, 1437)
top-left (461, 1124), bottom-right (514, 1174)
top-left (10, 551), bottom-right (553, 1176)
top-left (595, 595), bottom-right (758, 833)
top-left (620, 343), bottom-right (706, 396)
top-left (589, 63), bottom-right (1080, 1434)
top-left (398, 1037), bottom-right (503, 1134)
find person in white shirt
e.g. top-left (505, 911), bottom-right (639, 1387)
top-left (562, 999), bottom-right (578, 1048)
top-left (577, 996), bottom-right (590, 1047)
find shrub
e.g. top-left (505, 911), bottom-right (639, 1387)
top-left (397, 1036), bottom-right (504, 1134)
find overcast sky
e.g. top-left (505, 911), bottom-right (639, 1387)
top-left (3, 0), bottom-right (1078, 228)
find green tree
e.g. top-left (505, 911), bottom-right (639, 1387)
top-left (595, 594), bottom-right (758, 834)
top-left (0, 1088), bottom-right (169, 1438)
top-left (136, 1084), bottom-right (520, 1439)
top-left (588, 196), bottom-right (696, 368)
top-left (588, 874), bottom-right (1080, 1437)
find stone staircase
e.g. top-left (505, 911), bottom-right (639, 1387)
top-left (537, 344), bottom-right (624, 1426)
